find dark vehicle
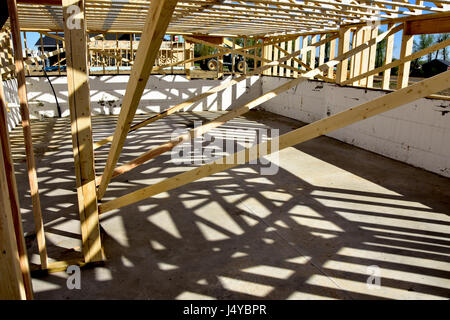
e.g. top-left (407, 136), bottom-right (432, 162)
top-left (421, 59), bottom-right (450, 77)
top-left (200, 46), bottom-right (246, 72)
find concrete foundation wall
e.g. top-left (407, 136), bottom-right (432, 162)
top-left (260, 76), bottom-right (450, 178)
top-left (2, 79), bottom-right (21, 132)
top-left (23, 74), bottom-right (261, 118)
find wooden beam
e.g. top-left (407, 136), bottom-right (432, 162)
top-left (0, 77), bottom-right (32, 300)
top-left (405, 17), bottom-right (450, 35)
top-left (94, 46), bottom-right (308, 184)
top-left (92, 37), bottom-right (336, 150)
top-left (366, 27), bottom-right (378, 88)
top-left (97, 0), bottom-right (178, 200)
top-left (62, 0), bottom-right (102, 263)
top-left (327, 37), bottom-right (336, 79)
top-left (99, 70), bottom-right (450, 214)
top-left (382, 23), bottom-right (395, 90)
top-left (188, 35), bottom-right (224, 45)
top-left (336, 27), bottom-right (351, 84)
top-left (7, 0), bottom-right (48, 270)
top-left (342, 36), bottom-right (450, 86)
top-left (397, 25), bottom-right (414, 89)
top-left (96, 26), bottom-right (403, 185)
top-left (17, 0), bottom-right (61, 4)
top-left (184, 40), bottom-right (192, 80)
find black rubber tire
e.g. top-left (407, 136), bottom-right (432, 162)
top-left (207, 59), bottom-right (218, 71)
top-left (236, 60), bottom-right (246, 72)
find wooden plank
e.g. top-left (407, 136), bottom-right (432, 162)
top-left (351, 28), bottom-right (363, 86)
top-left (405, 17), bottom-right (450, 35)
top-left (7, 0), bottom-right (48, 271)
top-left (319, 34), bottom-right (326, 66)
top-left (273, 39), bottom-right (279, 75)
top-left (188, 35), bottom-right (224, 45)
top-left (336, 27), bottom-right (351, 84)
top-left (97, 0), bottom-right (178, 200)
top-left (367, 27), bottom-right (378, 88)
top-left (99, 70), bottom-right (450, 214)
top-left (327, 37), bottom-right (336, 79)
top-left (62, 0), bottom-right (102, 263)
top-left (397, 25), bottom-right (414, 89)
top-left (310, 35), bottom-right (317, 69)
top-left (359, 27), bottom-right (371, 87)
top-left (92, 36), bottom-right (337, 150)
top-left (0, 77), bottom-right (32, 300)
top-left (382, 24), bottom-right (395, 90)
top-left (93, 44), bottom-right (306, 162)
top-left (184, 40), bottom-right (192, 79)
top-left (96, 26), bottom-right (401, 184)
top-left (342, 36), bottom-right (450, 86)
top-left (293, 36), bottom-right (300, 77)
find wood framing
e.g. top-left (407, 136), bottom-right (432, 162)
top-left (97, 30), bottom-right (390, 184)
top-left (7, 0), bottom-right (48, 270)
top-left (97, 0), bottom-right (178, 199)
top-left (336, 27), bottom-right (351, 84)
top-left (382, 23), bottom-right (395, 90)
top-left (92, 35), bottom-right (338, 151)
top-left (62, 0), bottom-right (102, 263)
top-left (342, 37), bottom-right (450, 87)
top-left (404, 16), bottom-right (450, 35)
top-left (0, 78), bottom-right (33, 300)
top-left (99, 70), bottom-right (450, 214)
top-left (397, 25), bottom-right (414, 89)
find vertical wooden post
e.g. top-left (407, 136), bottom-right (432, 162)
top-left (293, 36), bottom-right (300, 77)
top-left (336, 27), bottom-right (351, 84)
top-left (184, 40), bottom-right (192, 79)
top-left (56, 33), bottom-right (61, 75)
top-left (243, 36), bottom-right (248, 76)
top-left (286, 40), bottom-right (292, 77)
top-left (301, 36), bottom-right (308, 71)
top-left (130, 32), bottom-right (134, 65)
top-left (217, 50), bottom-right (224, 79)
top-left (359, 27), bottom-right (371, 87)
top-left (22, 32), bottom-right (30, 76)
top-left (116, 32), bottom-right (119, 74)
top-left (272, 37), bottom-right (278, 75)
top-left (170, 34), bottom-right (174, 74)
top-left (97, 0), bottom-right (178, 199)
top-left (62, 0), bottom-right (103, 263)
top-left (319, 34), bottom-right (326, 67)
top-left (352, 27), bottom-right (363, 86)
top-left (0, 79), bottom-right (33, 300)
top-left (367, 27), bottom-right (378, 88)
top-left (280, 41), bottom-right (286, 77)
top-left (397, 24), bottom-right (414, 89)
top-left (261, 38), bottom-right (267, 76)
top-left (7, 0), bottom-right (48, 270)
top-left (102, 32), bottom-right (105, 74)
top-left (382, 23), bottom-right (395, 90)
top-left (328, 38), bottom-right (336, 79)
top-left (231, 38), bottom-right (235, 77)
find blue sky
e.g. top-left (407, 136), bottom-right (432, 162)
top-left (21, 1), bottom-right (446, 60)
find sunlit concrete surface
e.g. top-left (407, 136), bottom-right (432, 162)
top-left (10, 110), bottom-right (450, 300)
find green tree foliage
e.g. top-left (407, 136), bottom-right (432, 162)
top-left (414, 34), bottom-right (434, 63)
top-left (435, 33), bottom-right (449, 60)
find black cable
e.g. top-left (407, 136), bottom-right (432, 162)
top-left (41, 61), bottom-right (62, 118)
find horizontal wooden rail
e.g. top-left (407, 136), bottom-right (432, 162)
top-left (99, 69), bottom-right (450, 214)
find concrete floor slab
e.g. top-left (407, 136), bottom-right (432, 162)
top-left (9, 110), bottom-right (450, 299)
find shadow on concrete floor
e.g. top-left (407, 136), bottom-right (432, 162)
top-left (10, 110), bottom-right (450, 299)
